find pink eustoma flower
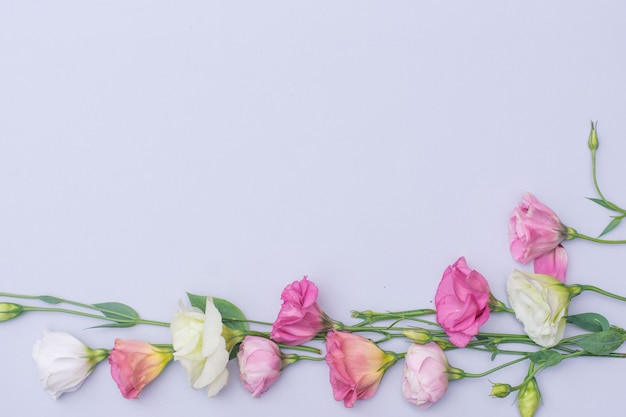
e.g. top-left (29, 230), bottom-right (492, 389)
top-left (325, 330), bottom-right (397, 408)
top-left (533, 244), bottom-right (568, 282)
top-left (435, 257), bottom-right (491, 347)
top-left (509, 192), bottom-right (568, 264)
top-left (402, 342), bottom-right (450, 409)
top-left (270, 276), bottom-right (329, 345)
top-left (108, 339), bottom-right (173, 399)
top-left (237, 336), bottom-right (283, 397)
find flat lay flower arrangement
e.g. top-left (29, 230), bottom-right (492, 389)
top-left (3, 123), bottom-right (626, 417)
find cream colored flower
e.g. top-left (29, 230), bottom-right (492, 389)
top-left (170, 297), bottom-right (229, 396)
top-left (506, 270), bottom-right (572, 347)
top-left (32, 330), bottom-right (108, 399)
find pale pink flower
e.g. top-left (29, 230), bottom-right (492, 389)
top-left (325, 330), bottom-right (397, 408)
top-left (533, 244), bottom-right (568, 282)
top-left (237, 336), bottom-right (283, 397)
top-left (108, 339), bottom-right (173, 399)
top-left (402, 342), bottom-right (450, 409)
top-left (270, 276), bottom-right (330, 345)
top-left (509, 193), bottom-right (568, 264)
top-left (435, 257), bottom-right (491, 347)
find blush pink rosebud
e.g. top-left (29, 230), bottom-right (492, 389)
top-left (270, 276), bottom-right (330, 345)
top-left (109, 339), bottom-right (173, 399)
top-left (402, 342), bottom-right (451, 409)
top-left (435, 257), bottom-right (491, 347)
top-left (325, 330), bottom-right (397, 408)
top-left (237, 336), bottom-right (283, 397)
top-left (509, 193), bottom-right (569, 264)
top-left (533, 244), bottom-right (568, 282)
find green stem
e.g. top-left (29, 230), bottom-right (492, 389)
top-left (567, 232), bottom-right (626, 244)
top-left (22, 306), bottom-right (169, 327)
top-left (0, 292), bottom-right (170, 327)
top-left (458, 355), bottom-right (529, 379)
top-left (575, 284), bottom-right (626, 302)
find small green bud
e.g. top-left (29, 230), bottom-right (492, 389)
top-left (517, 377), bottom-right (541, 417)
top-left (588, 121), bottom-right (599, 151)
top-left (402, 329), bottom-right (432, 343)
top-left (0, 303), bottom-right (23, 322)
top-left (490, 383), bottom-right (513, 398)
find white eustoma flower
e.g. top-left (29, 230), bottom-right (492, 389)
top-left (506, 270), bottom-right (573, 347)
top-left (32, 330), bottom-right (108, 399)
top-left (171, 297), bottom-right (229, 396)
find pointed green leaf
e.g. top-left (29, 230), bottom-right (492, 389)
top-left (212, 297), bottom-right (248, 332)
top-left (38, 295), bottom-right (62, 304)
top-left (586, 197), bottom-right (622, 212)
top-left (529, 349), bottom-right (562, 367)
top-left (567, 313), bottom-right (610, 332)
top-left (598, 216), bottom-right (623, 237)
top-left (186, 292), bottom-right (208, 312)
top-left (576, 329), bottom-right (625, 355)
top-left (92, 302), bottom-right (139, 326)
top-left (186, 292), bottom-right (248, 332)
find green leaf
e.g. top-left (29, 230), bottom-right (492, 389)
top-left (92, 302), bottom-right (139, 327)
top-left (576, 329), bottom-right (625, 355)
top-left (598, 216), bottom-right (623, 237)
top-left (586, 197), bottom-right (622, 212)
top-left (186, 293), bottom-right (248, 332)
top-left (186, 292), bottom-right (208, 312)
top-left (213, 297), bottom-right (248, 332)
top-left (38, 295), bottom-right (62, 304)
top-left (529, 349), bottom-right (562, 367)
top-left (567, 313), bottom-right (610, 332)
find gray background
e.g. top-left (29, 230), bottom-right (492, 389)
top-left (2, 1), bottom-right (626, 416)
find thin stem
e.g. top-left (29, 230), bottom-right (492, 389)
top-left (460, 355), bottom-right (529, 379)
top-left (567, 232), bottom-right (626, 244)
top-left (577, 284), bottom-right (626, 302)
top-left (22, 306), bottom-right (169, 327)
top-left (1, 292), bottom-right (170, 327)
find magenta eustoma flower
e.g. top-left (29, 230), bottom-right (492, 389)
top-left (509, 192), bottom-right (568, 264)
top-left (108, 339), bottom-right (173, 399)
top-left (434, 257), bottom-right (491, 347)
top-left (270, 276), bottom-right (329, 345)
top-left (325, 330), bottom-right (397, 408)
top-left (237, 336), bottom-right (283, 397)
top-left (402, 342), bottom-right (450, 409)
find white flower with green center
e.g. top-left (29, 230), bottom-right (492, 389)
top-left (171, 297), bottom-right (229, 397)
top-left (506, 270), bottom-right (573, 347)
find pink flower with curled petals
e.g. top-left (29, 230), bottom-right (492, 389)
top-left (325, 330), bottom-right (397, 408)
top-left (402, 342), bottom-right (450, 409)
top-left (533, 244), bottom-right (568, 282)
top-left (270, 277), bottom-right (331, 345)
top-left (435, 257), bottom-right (491, 347)
top-left (108, 339), bottom-right (173, 399)
top-left (509, 193), bottom-right (568, 264)
top-left (237, 336), bottom-right (283, 397)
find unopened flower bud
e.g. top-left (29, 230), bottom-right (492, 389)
top-left (588, 121), bottom-right (599, 151)
top-left (517, 377), bottom-right (541, 417)
top-left (0, 303), bottom-right (23, 322)
top-left (402, 329), bottom-right (432, 343)
top-left (490, 383), bottom-right (512, 398)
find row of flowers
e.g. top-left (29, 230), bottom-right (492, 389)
top-left (3, 122), bottom-right (626, 417)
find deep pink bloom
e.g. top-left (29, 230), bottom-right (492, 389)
top-left (509, 193), bottom-right (567, 264)
top-left (270, 276), bottom-right (329, 345)
top-left (237, 336), bottom-right (283, 397)
top-left (435, 257), bottom-right (491, 347)
top-left (108, 339), bottom-right (173, 399)
top-left (533, 244), bottom-right (568, 282)
top-left (402, 342), bottom-right (450, 409)
top-left (325, 330), bottom-right (396, 408)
